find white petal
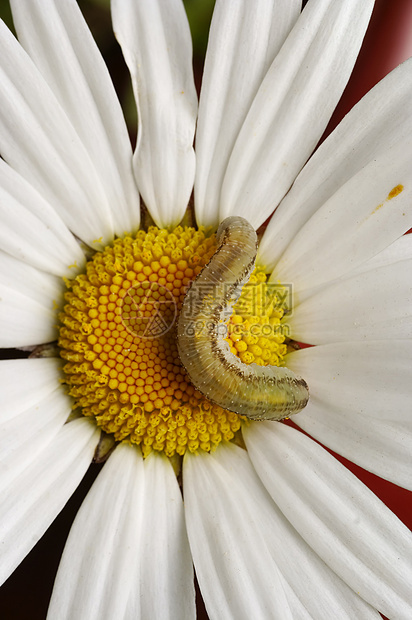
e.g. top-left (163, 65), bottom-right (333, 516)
top-left (348, 233), bottom-right (412, 277)
top-left (286, 341), bottom-right (412, 422)
top-left (0, 252), bottom-right (63, 347)
top-left (0, 357), bottom-right (63, 420)
top-left (48, 445), bottom-right (194, 620)
top-left (184, 444), bottom-right (378, 619)
top-left (0, 387), bottom-right (71, 491)
top-left (0, 287), bottom-right (55, 347)
top-left (219, 0), bottom-right (374, 228)
top-left (0, 250), bottom-right (62, 304)
top-left (292, 234), bottom-right (412, 305)
top-left (184, 447), bottom-right (293, 620)
top-left (293, 400), bottom-right (412, 492)
top-left (244, 422), bottom-right (412, 620)
top-left (0, 417), bottom-right (99, 587)
top-left (0, 160), bottom-right (85, 277)
top-left (288, 258), bottom-right (412, 343)
top-left (48, 443), bottom-right (144, 620)
top-left (0, 20), bottom-right (114, 247)
top-left (112, 0), bottom-right (197, 228)
top-left (259, 57), bottom-right (412, 270)
top-left (10, 0), bottom-right (140, 236)
top-left (129, 451), bottom-right (195, 619)
top-left (272, 141), bottom-right (412, 292)
top-left (195, 0), bottom-right (301, 228)
top-left (0, 252), bottom-right (62, 344)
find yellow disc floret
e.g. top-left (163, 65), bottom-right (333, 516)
top-left (59, 226), bottom-right (242, 457)
top-left (58, 226), bottom-right (289, 457)
top-left (225, 268), bottom-right (288, 366)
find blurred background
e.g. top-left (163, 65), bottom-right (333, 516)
top-left (0, 0), bottom-right (411, 617)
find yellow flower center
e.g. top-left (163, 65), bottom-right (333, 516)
top-left (58, 225), bottom-right (288, 457)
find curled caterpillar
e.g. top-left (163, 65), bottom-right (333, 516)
top-left (177, 216), bottom-right (309, 421)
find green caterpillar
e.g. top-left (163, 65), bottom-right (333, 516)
top-left (177, 216), bottom-right (309, 421)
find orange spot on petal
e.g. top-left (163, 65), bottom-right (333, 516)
top-left (371, 184), bottom-right (404, 215)
top-left (387, 184), bottom-right (404, 200)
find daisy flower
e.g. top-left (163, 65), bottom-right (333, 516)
top-left (0, 0), bottom-right (412, 618)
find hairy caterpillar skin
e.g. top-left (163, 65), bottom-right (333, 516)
top-left (177, 216), bottom-right (309, 421)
